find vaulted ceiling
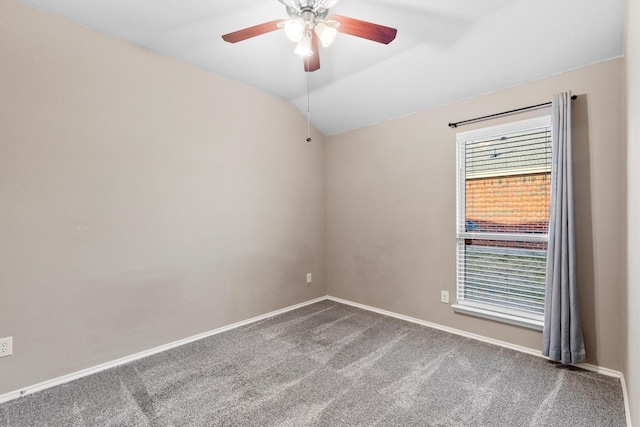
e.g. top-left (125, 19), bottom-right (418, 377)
top-left (17, 0), bottom-right (625, 135)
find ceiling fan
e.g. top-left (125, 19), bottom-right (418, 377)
top-left (221, 0), bottom-right (397, 72)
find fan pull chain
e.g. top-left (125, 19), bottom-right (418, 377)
top-left (306, 59), bottom-right (312, 142)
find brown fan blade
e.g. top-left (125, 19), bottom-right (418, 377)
top-left (222, 19), bottom-right (286, 43)
top-left (330, 15), bottom-right (397, 44)
top-left (304, 32), bottom-right (321, 72)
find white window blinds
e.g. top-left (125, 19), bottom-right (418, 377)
top-left (455, 116), bottom-right (552, 326)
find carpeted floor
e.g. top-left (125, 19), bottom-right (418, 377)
top-left (0, 300), bottom-right (627, 426)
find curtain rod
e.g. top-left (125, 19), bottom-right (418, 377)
top-left (448, 95), bottom-right (577, 129)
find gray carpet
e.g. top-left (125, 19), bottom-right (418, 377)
top-left (0, 300), bottom-right (627, 426)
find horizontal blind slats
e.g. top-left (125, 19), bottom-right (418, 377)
top-left (460, 288), bottom-right (545, 304)
top-left (458, 270), bottom-right (547, 288)
top-left (456, 117), bottom-right (551, 320)
top-left (457, 275), bottom-right (546, 293)
top-left (465, 126), bottom-right (551, 176)
top-left (462, 257), bottom-right (547, 272)
top-left (458, 277), bottom-right (546, 296)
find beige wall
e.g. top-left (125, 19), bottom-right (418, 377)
top-left (0, 0), bottom-right (326, 395)
top-left (625, 0), bottom-right (640, 423)
top-left (0, 0), bottom-right (632, 409)
top-left (327, 58), bottom-right (626, 371)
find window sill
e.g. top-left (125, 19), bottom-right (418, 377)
top-left (452, 304), bottom-right (544, 331)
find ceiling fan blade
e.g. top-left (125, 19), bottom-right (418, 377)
top-left (222, 19), bottom-right (286, 43)
top-left (304, 32), bottom-right (321, 72)
top-left (330, 15), bottom-right (397, 44)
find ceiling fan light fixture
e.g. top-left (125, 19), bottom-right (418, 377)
top-left (315, 22), bottom-right (337, 47)
top-left (294, 35), bottom-right (313, 57)
top-left (222, 0), bottom-right (398, 72)
top-left (284, 18), bottom-right (305, 42)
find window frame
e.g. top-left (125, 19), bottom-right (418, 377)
top-left (453, 116), bottom-right (552, 330)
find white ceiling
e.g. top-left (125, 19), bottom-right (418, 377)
top-left (18, 0), bottom-right (625, 136)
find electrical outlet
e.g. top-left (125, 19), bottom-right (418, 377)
top-left (0, 337), bottom-right (13, 358)
top-left (306, 273), bottom-right (312, 284)
top-left (440, 291), bottom-right (450, 304)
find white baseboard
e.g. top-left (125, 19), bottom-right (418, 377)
top-left (326, 296), bottom-right (631, 426)
top-left (326, 296), bottom-right (624, 377)
top-left (1, 294), bottom-right (632, 426)
top-left (620, 374), bottom-right (633, 427)
top-left (326, 296), bottom-right (543, 358)
top-left (0, 296), bottom-right (327, 405)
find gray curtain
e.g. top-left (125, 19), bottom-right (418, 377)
top-left (542, 92), bottom-right (586, 364)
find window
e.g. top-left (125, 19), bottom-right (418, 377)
top-left (453, 116), bottom-right (551, 330)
